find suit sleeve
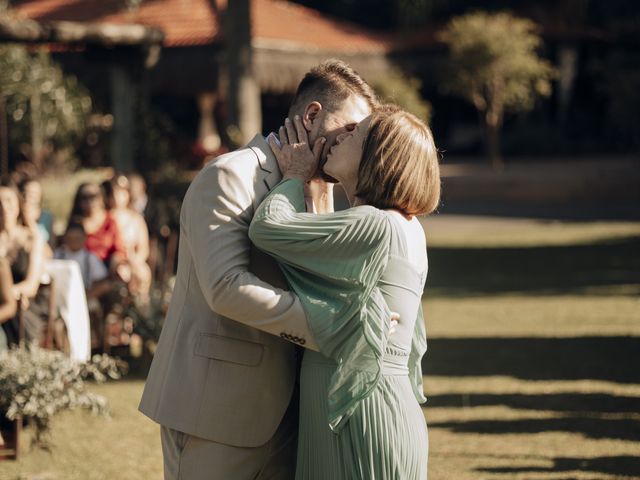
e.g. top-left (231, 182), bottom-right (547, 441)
top-left (183, 160), bottom-right (319, 350)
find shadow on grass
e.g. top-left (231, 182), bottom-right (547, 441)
top-left (430, 417), bottom-right (640, 442)
top-left (424, 336), bottom-right (640, 383)
top-left (476, 455), bottom-right (640, 477)
top-left (426, 392), bottom-right (640, 414)
top-left (426, 237), bottom-right (640, 296)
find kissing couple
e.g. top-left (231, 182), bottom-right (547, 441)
top-left (140, 59), bottom-right (441, 480)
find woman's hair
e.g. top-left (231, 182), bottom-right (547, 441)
top-left (17, 176), bottom-right (39, 195)
top-left (356, 105), bottom-right (441, 216)
top-left (102, 173), bottom-right (131, 209)
top-left (0, 177), bottom-right (18, 191)
top-left (0, 177), bottom-right (21, 226)
top-left (68, 182), bottom-right (104, 224)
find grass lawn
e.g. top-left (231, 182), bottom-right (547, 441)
top-left (422, 217), bottom-right (640, 479)
top-left (0, 381), bottom-right (163, 480)
top-left (1, 216), bottom-right (639, 479)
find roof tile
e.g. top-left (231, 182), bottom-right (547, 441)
top-left (12, 0), bottom-right (387, 52)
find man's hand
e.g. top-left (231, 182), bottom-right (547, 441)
top-left (268, 116), bottom-right (325, 182)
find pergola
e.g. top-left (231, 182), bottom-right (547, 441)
top-left (3, 0), bottom-right (392, 171)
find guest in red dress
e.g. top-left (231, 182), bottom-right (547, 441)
top-left (68, 183), bottom-right (130, 281)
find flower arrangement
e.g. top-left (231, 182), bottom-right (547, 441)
top-left (0, 344), bottom-right (126, 445)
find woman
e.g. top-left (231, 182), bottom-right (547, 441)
top-left (18, 177), bottom-right (54, 251)
top-left (68, 182), bottom-right (128, 281)
top-left (0, 258), bottom-right (17, 351)
top-left (0, 179), bottom-right (46, 344)
top-left (102, 174), bottom-right (151, 299)
top-left (249, 105), bottom-right (440, 479)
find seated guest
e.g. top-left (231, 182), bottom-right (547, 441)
top-left (54, 222), bottom-right (110, 298)
top-left (68, 183), bottom-right (129, 282)
top-left (0, 178), bottom-right (47, 344)
top-left (0, 258), bottom-right (17, 352)
top-left (18, 176), bottom-right (54, 252)
top-left (54, 221), bottom-right (111, 349)
top-left (128, 173), bottom-right (148, 217)
top-left (102, 175), bottom-right (151, 301)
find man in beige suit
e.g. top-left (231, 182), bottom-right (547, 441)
top-left (139, 60), bottom-right (379, 479)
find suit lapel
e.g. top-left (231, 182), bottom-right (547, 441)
top-left (247, 135), bottom-right (282, 191)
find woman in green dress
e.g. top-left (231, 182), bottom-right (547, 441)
top-left (249, 105), bottom-right (440, 479)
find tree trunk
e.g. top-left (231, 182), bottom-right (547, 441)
top-left (222, 0), bottom-right (261, 147)
top-left (557, 43), bottom-right (578, 128)
top-left (109, 63), bottom-right (135, 172)
top-left (197, 92), bottom-right (221, 153)
top-left (484, 110), bottom-right (504, 172)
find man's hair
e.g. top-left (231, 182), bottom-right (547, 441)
top-left (356, 105), bottom-right (441, 216)
top-left (288, 59), bottom-right (379, 116)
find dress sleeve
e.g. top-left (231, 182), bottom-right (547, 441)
top-left (249, 178), bottom-right (393, 431)
top-left (410, 304), bottom-right (427, 404)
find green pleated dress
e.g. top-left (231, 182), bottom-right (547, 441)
top-left (249, 179), bottom-right (429, 480)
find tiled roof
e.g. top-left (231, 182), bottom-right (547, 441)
top-left (12, 0), bottom-right (219, 46)
top-left (252, 0), bottom-right (388, 53)
top-left (12, 0), bottom-right (388, 52)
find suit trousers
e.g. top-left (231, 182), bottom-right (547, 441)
top-left (161, 391), bottom-right (298, 480)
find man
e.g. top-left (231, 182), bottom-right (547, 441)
top-left (139, 60), bottom-right (379, 479)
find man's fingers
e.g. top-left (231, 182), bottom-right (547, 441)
top-left (285, 117), bottom-right (298, 144)
top-left (267, 134), bottom-right (281, 156)
top-left (293, 115), bottom-right (308, 145)
top-left (278, 125), bottom-right (287, 145)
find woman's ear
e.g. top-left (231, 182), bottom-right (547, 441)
top-left (302, 102), bottom-right (322, 131)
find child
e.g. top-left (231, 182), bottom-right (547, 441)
top-left (54, 222), bottom-right (109, 298)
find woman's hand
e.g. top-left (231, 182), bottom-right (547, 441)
top-left (268, 116), bottom-right (325, 182)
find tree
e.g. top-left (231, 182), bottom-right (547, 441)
top-left (0, 45), bottom-right (92, 174)
top-left (440, 11), bottom-right (556, 170)
top-left (373, 68), bottom-right (431, 125)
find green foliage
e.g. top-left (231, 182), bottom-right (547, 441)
top-left (0, 344), bottom-right (126, 445)
top-left (0, 45), bottom-right (92, 171)
top-left (373, 68), bottom-right (432, 124)
top-left (440, 11), bottom-right (556, 114)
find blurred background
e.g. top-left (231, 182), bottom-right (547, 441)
top-left (0, 1), bottom-right (638, 479)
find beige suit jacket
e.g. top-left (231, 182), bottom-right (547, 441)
top-left (139, 135), bottom-right (317, 447)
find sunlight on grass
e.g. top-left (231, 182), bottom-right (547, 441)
top-left (424, 295), bottom-right (640, 338)
top-left (419, 218), bottom-right (640, 479)
top-left (1, 382), bottom-right (162, 480)
top-left (421, 215), bottom-right (640, 247)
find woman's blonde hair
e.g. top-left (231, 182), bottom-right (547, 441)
top-left (356, 105), bottom-right (441, 216)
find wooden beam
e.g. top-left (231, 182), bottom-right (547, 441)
top-left (0, 18), bottom-right (164, 46)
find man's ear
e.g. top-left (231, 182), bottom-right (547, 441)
top-left (302, 102), bottom-right (322, 131)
